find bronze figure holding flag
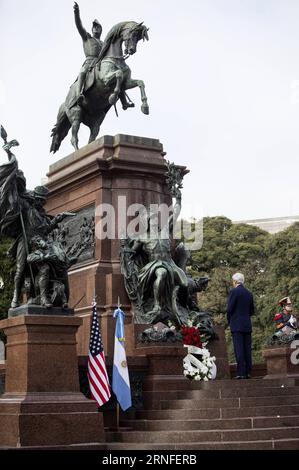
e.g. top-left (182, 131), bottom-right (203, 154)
top-left (0, 125), bottom-right (76, 309)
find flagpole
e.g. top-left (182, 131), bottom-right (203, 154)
top-left (87, 295), bottom-right (111, 411)
top-left (116, 402), bottom-right (120, 430)
top-left (116, 296), bottom-right (120, 430)
top-left (112, 296), bottom-right (132, 426)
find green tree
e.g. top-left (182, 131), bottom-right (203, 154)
top-left (259, 222), bottom-right (299, 328)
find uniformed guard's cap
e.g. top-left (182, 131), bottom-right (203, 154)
top-left (33, 185), bottom-right (49, 200)
top-left (278, 296), bottom-right (292, 306)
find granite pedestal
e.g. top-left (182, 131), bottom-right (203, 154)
top-left (263, 345), bottom-right (299, 379)
top-left (0, 313), bottom-right (105, 448)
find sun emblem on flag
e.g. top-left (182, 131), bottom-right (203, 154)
top-left (121, 360), bottom-right (127, 368)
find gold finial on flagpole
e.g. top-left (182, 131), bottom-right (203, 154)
top-left (117, 296), bottom-right (121, 309)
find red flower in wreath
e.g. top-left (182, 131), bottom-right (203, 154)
top-left (182, 325), bottom-right (202, 348)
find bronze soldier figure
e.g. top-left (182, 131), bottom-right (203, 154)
top-left (8, 185), bottom-right (69, 308)
top-left (27, 236), bottom-right (78, 309)
top-left (0, 126), bottom-right (72, 308)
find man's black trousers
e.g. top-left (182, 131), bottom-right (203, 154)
top-left (232, 331), bottom-right (252, 377)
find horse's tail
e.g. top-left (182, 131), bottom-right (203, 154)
top-left (50, 105), bottom-right (71, 153)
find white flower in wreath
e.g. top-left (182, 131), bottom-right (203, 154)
top-left (183, 344), bottom-right (217, 381)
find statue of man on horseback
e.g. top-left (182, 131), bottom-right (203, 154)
top-left (73, 2), bottom-right (103, 104)
top-left (50, 3), bottom-right (150, 153)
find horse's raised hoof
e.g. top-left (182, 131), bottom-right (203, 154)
top-left (122, 102), bottom-right (135, 110)
top-left (141, 104), bottom-right (149, 115)
top-left (109, 93), bottom-right (118, 105)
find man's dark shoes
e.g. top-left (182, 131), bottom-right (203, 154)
top-left (234, 376), bottom-right (245, 379)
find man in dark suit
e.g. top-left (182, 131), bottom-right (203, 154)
top-left (227, 273), bottom-right (254, 379)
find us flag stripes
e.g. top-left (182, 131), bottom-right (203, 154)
top-left (87, 300), bottom-right (111, 407)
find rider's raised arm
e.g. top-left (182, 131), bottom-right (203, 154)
top-left (74, 2), bottom-right (88, 41)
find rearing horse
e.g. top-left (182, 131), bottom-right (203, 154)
top-left (50, 21), bottom-right (149, 153)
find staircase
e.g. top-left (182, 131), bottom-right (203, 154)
top-left (105, 377), bottom-right (299, 450)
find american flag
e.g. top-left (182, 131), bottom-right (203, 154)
top-left (87, 301), bottom-right (111, 407)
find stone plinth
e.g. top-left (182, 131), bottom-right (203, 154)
top-left (263, 346), bottom-right (299, 379)
top-left (0, 363), bottom-right (4, 395)
top-left (46, 135), bottom-right (187, 358)
top-left (8, 304), bottom-right (74, 318)
top-left (209, 326), bottom-right (230, 379)
top-left (132, 324), bottom-right (230, 378)
top-left (0, 314), bottom-right (104, 448)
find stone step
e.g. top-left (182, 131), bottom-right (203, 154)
top-left (122, 417), bottom-right (252, 431)
top-left (137, 408), bottom-right (222, 420)
top-left (143, 386), bottom-right (299, 403)
top-left (120, 415), bottom-right (299, 431)
top-left (200, 378), bottom-right (297, 389)
top-left (160, 394), bottom-right (299, 410)
top-left (142, 377), bottom-right (296, 392)
top-left (187, 386), bottom-right (299, 399)
top-left (137, 404), bottom-right (299, 420)
top-left (104, 438), bottom-right (299, 450)
top-left (105, 426), bottom-right (299, 443)
top-left (223, 404), bottom-right (299, 418)
top-left (160, 397), bottom-right (240, 409)
top-left (142, 390), bottom-right (215, 402)
top-left (274, 438), bottom-right (299, 450)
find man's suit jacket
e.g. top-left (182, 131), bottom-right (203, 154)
top-left (227, 284), bottom-right (254, 333)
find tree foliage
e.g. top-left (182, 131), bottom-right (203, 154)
top-left (260, 222), bottom-right (299, 325)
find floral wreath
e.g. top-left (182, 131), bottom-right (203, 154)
top-left (182, 324), bottom-right (216, 381)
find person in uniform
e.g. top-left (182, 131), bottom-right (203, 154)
top-left (273, 297), bottom-right (298, 337)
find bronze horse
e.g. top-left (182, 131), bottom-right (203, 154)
top-left (50, 21), bottom-right (149, 153)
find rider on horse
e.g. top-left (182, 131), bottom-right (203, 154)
top-left (73, 2), bottom-right (134, 110)
top-left (74, 2), bottom-right (103, 104)
top-left (50, 8), bottom-right (149, 153)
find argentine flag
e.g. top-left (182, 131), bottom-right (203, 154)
top-left (112, 306), bottom-right (132, 411)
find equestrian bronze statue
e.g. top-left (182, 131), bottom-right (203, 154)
top-left (50, 3), bottom-right (149, 153)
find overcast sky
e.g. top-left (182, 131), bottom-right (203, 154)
top-left (1, 0), bottom-right (299, 221)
